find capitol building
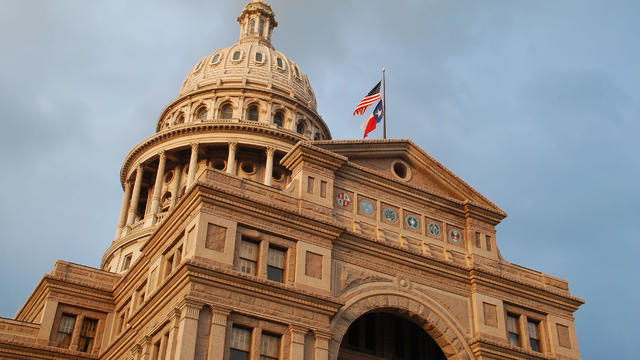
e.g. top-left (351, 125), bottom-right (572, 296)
top-left (0, 1), bottom-right (583, 359)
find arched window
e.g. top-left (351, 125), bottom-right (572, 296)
top-left (220, 104), bottom-right (233, 119)
top-left (276, 57), bottom-right (284, 69)
top-left (273, 112), bottom-right (284, 127)
top-left (258, 18), bottom-right (264, 36)
top-left (247, 105), bottom-right (259, 121)
top-left (196, 107), bottom-right (208, 121)
top-left (175, 113), bottom-right (185, 125)
top-left (296, 122), bottom-right (305, 135)
top-left (249, 19), bottom-right (255, 34)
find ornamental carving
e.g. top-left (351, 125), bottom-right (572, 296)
top-left (335, 262), bottom-right (390, 296)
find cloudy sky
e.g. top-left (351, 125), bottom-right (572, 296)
top-left (1, 0), bottom-right (638, 358)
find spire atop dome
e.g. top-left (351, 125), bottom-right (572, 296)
top-left (237, 0), bottom-right (277, 45)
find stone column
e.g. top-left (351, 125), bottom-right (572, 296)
top-left (170, 165), bottom-right (181, 209)
top-left (115, 181), bottom-right (133, 238)
top-left (264, 147), bottom-right (275, 186)
top-left (207, 307), bottom-right (231, 360)
top-left (126, 164), bottom-right (144, 226)
top-left (187, 143), bottom-right (199, 188)
top-left (149, 151), bottom-right (167, 222)
top-left (164, 309), bottom-right (181, 360)
top-left (289, 325), bottom-right (306, 360)
top-left (226, 142), bottom-right (237, 174)
top-left (173, 299), bottom-right (202, 360)
top-left (314, 330), bottom-right (331, 360)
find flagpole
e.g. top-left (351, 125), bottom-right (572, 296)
top-left (382, 68), bottom-right (387, 139)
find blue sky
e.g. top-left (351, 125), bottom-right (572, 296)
top-left (0, 1), bottom-right (638, 358)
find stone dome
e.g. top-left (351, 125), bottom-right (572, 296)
top-left (177, 0), bottom-right (318, 111)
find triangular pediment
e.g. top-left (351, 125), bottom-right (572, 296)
top-left (313, 139), bottom-right (505, 218)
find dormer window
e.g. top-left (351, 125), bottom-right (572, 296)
top-left (175, 113), bottom-right (185, 125)
top-left (196, 106), bottom-right (208, 121)
top-left (255, 52), bottom-right (263, 63)
top-left (210, 53), bottom-right (221, 65)
top-left (276, 57), bottom-right (284, 69)
top-left (273, 112), bottom-right (283, 127)
top-left (247, 105), bottom-right (259, 121)
top-left (220, 104), bottom-right (233, 119)
top-left (232, 51), bottom-right (242, 62)
top-left (294, 66), bottom-right (300, 78)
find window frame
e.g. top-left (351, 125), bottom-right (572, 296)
top-left (504, 304), bottom-right (546, 353)
top-left (266, 246), bottom-right (286, 283)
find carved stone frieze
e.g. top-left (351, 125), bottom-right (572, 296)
top-left (334, 262), bottom-right (391, 296)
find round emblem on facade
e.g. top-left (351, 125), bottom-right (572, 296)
top-left (406, 215), bottom-right (419, 230)
top-left (428, 222), bottom-right (441, 237)
top-left (360, 200), bottom-right (374, 215)
top-left (383, 208), bottom-right (398, 223)
top-left (336, 192), bottom-right (351, 207)
top-left (449, 229), bottom-right (462, 243)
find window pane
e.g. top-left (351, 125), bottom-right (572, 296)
top-left (261, 333), bottom-right (280, 359)
top-left (527, 321), bottom-right (538, 339)
top-left (221, 105), bottom-right (233, 119)
top-left (233, 51), bottom-right (241, 61)
top-left (267, 266), bottom-right (283, 282)
top-left (247, 106), bottom-right (259, 121)
top-left (55, 314), bottom-right (76, 348)
top-left (240, 258), bottom-right (257, 275)
top-left (240, 241), bottom-right (258, 261)
top-left (273, 113), bottom-right (283, 127)
top-left (230, 349), bottom-right (249, 360)
top-left (231, 327), bottom-right (251, 351)
top-left (267, 247), bottom-right (284, 268)
top-left (506, 314), bottom-right (518, 333)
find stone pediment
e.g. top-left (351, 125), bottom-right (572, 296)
top-left (313, 139), bottom-right (506, 219)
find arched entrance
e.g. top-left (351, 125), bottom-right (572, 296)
top-left (338, 310), bottom-right (446, 360)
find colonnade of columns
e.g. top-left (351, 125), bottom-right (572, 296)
top-left (114, 142), bottom-right (280, 239)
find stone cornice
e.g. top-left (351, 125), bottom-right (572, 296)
top-left (469, 336), bottom-right (555, 360)
top-left (0, 340), bottom-right (98, 360)
top-left (185, 259), bottom-right (343, 315)
top-left (280, 141), bottom-right (348, 172)
top-left (470, 268), bottom-right (585, 313)
top-left (120, 122), bottom-right (305, 187)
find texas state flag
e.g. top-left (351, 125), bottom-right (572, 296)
top-left (360, 100), bottom-right (384, 139)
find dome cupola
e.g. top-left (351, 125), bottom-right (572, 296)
top-left (104, 0), bottom-right (330, 273)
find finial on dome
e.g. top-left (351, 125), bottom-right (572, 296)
top-left (237, 0), bottom-right (278, 45)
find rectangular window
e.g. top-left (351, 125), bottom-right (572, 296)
top-left (54, 313), bottom-right (76, 348)
top-left (506, 314), bottom-right (520, 346)
top-left (121, 253), bottom-right (132, 271)
top-left (267, 247), bottom-right (285, 282)
top-left (239, 240), bottom-right (259, 275)
top-left (486, 235), bottom-right (492, 251)
top-left (260, 333), bottom-right (280, 360)
top-left (320, 180), bottom-right (327, 198)
top-left (78, 317), bottom-right (99, 353)
top-left (528, 320), bottom-right (541, 352)
top-left (475, 232), bottom-right (481, 248)
top-left (307, 176), bottom-right (314, 194)
top-left (230, 326), bottom-right (251, 360)
top-left (165, 254), bottom-right (174, 279)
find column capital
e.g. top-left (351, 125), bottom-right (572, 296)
top-left (228, 141), bottom-right (238, 150)
top-left (176, 298), bottom-right (204, 320)
top-left (190, 142), bottom-right (199, 151)
top-left (266, 146), bottom-right (276, 156)
top-left (288, 324), bottom-right (308, 344)
top-left (136, 162), bottom-right (144, 171)
top-left (158, 150), bottom-right (166, 159)
top-left (211, 305), bottom-right (232, 326)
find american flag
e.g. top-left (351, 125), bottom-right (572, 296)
top-left (353, 81), bottom-right (382, 116)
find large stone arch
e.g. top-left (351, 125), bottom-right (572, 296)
top-left (329, 288), bottom-right (474, 360)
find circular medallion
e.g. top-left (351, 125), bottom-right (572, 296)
top-left (406, 215), bottom-right (419, 230)
top-left (449, 229), bottom-right (462, 243)
top-left (428, 222), bottom-right (441, 237)
top-left (383, 208), bottom-right (398, 223)
top-left (336, 192), bottom-right (351, 207)
top-left (360, 200), bottom-right (374, 215)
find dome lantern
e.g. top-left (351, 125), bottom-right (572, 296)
top-left (237, 0), bottom-right (278, 46)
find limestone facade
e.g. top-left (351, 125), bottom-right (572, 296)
top-left (0, 1), bottom-right (583, 360)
